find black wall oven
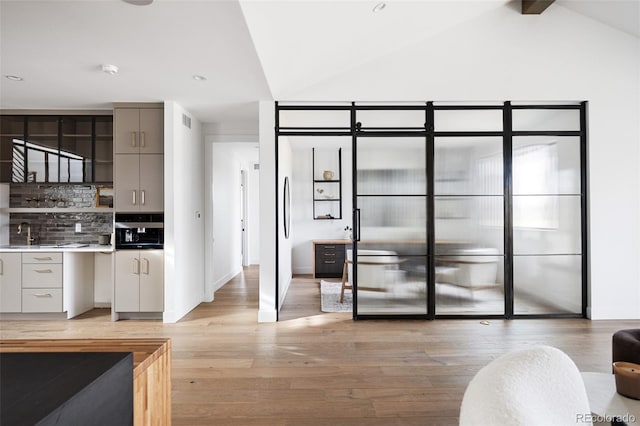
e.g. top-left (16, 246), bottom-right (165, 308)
top-left (115, 213), bottom-right (164, 250)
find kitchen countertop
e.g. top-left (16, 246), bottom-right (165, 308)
top-left (0, 244), bottom-right (114, 252)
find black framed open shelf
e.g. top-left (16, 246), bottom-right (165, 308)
top-left (312, 147), bottom-right (342, 220)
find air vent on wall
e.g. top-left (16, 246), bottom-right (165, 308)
top-left (182, 113), bottom-right (192, 129)
top-left (254, 163), bottom-right (260, 170)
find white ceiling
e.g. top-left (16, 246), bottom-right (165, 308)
top-left (1, 0), bottom-right (638, 126)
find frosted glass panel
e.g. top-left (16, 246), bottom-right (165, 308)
top-left (513, 196), bottom-right (581, 254)
top-left (512, 109), bottom-right (580, 132)
top-left (435, 137), bottom-right (503, 195)
top-left (435, 196), bottom-right (504, 254)
top-left (514, 255), bottom-right (582, 314)
top-left (355, 253), bottom-right (427, 315)
top-left (357, 137), bottom-right (426, 195)
top-left (513, 137), bottom-right (581, 195)
top-left (435, 255), bottom-right (504, 315)
top-left (434, 110), bottom-right (503, 132)
top-left (279, 109), bottom-right (350, 128)
top-left (356, 109), bottom-right (425, 129)
top-left (358, 196), bottom-right (426, 247)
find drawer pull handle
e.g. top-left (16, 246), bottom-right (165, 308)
top-left (33, 257), bottom-right (53, 261)
top-left (324, 260), bottom-right (336, 264)
top-left (324, 245), bottom-right (335, 249)
top-left (324, 253), bottom-right (336, 257)
top-left (33, 293), bottom-right (53, 298)
top-left (34, 269), bottom-right (53, 274)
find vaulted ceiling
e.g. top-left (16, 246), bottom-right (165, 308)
top-left (0, 0), bottom-right (638, 126)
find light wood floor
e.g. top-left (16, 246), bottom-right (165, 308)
top-left (1, 266), bottom-right (637, 425)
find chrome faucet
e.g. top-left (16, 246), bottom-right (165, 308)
top-left (17, 222), bottom-right (34, 246)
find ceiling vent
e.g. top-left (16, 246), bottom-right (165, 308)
top-left (182, 114), bottom-right (192, 129)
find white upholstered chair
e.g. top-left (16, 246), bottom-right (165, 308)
top-left (459, 346), bottom-right (592, 426)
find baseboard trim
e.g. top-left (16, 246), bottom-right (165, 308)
top-left (258, 308), bottom-right (277, 323)
top-left (213, 267), bottom-right (243, 292)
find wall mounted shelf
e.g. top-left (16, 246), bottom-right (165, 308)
top-left (312, 147), bottom-right (342, 220)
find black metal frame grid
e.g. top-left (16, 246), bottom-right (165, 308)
top-left (275, 101), bottom-right (588, 321)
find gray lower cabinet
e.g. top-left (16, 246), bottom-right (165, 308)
top-left (0, 252), bottom-right (63, 313)
top-left (313, 241), bottom-right (348, 279)
top-left (21, 253), bottom-right (63, 313)
top-left (115, 250), bottom-right (164, 313)
top-left (0, 253), bottom-right (22, 312)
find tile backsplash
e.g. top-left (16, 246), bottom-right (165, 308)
top-left (10, 184), bottom-right (98, 208)
top-left (7, 184), bottom-right (113, 245)
top-left (10, 212), bottom-right (113, 245)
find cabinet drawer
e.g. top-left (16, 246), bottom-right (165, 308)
top-left (22, 264), bottom-right (63, 288)
top-left (22, 288), bottom-right (63, 312)
top-left (22, 252), bottom-right (62, 264)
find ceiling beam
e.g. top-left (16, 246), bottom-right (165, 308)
top-left (522, 0), bottom-right (556, 15)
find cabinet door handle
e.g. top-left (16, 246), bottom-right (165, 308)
top-left (140, 131), bottom-right (146, 148)
top-left (34, 269), bottom-right (53, 273)
top-left (141, 190), bottom-right (146, 205)
top-left (133, 259), bottom-right (140, 275)
top-left (0, 259), bottom-right (3, 275)
top-left (34, 256), bottom-right (53, 261)
top-left (131, 131), bottom-right (137, 147)
top-left (142, 258), bottom-right (149, 275)
top-left (132, 190), bottom-right (137, 205)
top-left (33, 293), bottom-right (53, 298)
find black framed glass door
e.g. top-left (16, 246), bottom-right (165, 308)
top-left (353, 136), bottom-right (428, 317)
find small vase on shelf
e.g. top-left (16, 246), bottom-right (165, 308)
top-left (323, 170), bottom-right (334, 180)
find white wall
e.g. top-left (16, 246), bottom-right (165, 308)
top-left (279, 6), bottom-right (640, 320)
top-left (258, 101), bottom-right (277, 322)
top-left (163, 101), bottom-right (205, 323)
top-left (247, 162), bottom-right (261, 265)
top-left (277, 136), bottom-right (293, 308)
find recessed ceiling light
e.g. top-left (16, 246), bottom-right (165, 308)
top-left (5, 75), bottom-right (23, 81)
top-left (102, 64), bottom-right (119, 75)
top-left (192, 75), bottom-right (207, 81)
top-left (372, 2), bottom-right (386, 12)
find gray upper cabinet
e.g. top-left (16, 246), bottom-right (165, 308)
top-left (114, 104), bottom-right (164, 212)
top-left (114, 107), bottom-right (163, 154)
top-left (114, 154), bottom-right (163, 212)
